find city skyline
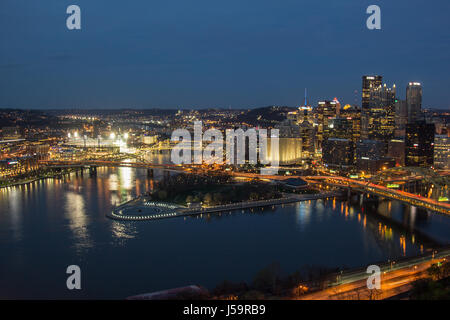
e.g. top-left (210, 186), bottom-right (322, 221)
top-left (0, 76), bottom-right (448, 111)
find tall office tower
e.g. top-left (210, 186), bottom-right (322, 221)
top-left (300, 89), bottom-right (316, 150)
top-left (340, 104), bottom-right (361, 145)
top-left (434, 135), bottom-right (450, 169)
top-left (406, 82), bottom-right (423, 123)
top-left (327, 117), bottom-right (355, 166)
top-left (298, 106), bottom-right (315, 160)
top-left (316, 100), bottom-right (338, 148)
top-left (366, 83), bottom-right (396, 153)
top-left (394, 99), bottom-right (408, 137)
top-left (361, 75), bottom-right (383, 139)
top-left (405, 121), bottom-right (435, 167)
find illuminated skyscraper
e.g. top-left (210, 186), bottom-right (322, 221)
top-left (361, 75), bottom-right (382, 139)
top-left (298, 93), bottom-right (316, 160)
top-left (339, 104), bottom-right (361, 145)
top-left (366, 83), bottom-right (396, 153)
top-left (316, 100), bottom-right (338, 148)
top-left (406, 82), bottom-right (423, 123)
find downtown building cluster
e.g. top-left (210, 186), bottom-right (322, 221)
top-left (277, 75), bottom-right (449, 174)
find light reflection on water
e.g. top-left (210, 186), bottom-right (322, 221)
top-left (0, 163), bottom-right (449, 299)
top-left (295, 201), bottom-right (311, 229)
top-left (6, 187), bottom-right (22, 242)
top-left (64, 192), bottom-right (92, 251)
top-left (110, 221), bottom-right (138, 243)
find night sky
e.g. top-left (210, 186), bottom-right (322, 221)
top-left (0, 0), bottom-right (449, 109)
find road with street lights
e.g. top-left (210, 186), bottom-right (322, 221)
top-left (298, 249), bottom-right (450, 300)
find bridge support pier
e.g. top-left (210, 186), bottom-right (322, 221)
top-left (89, 166), bottom-right (97, 176)
top-left (359, 193), bottom-right (366, 206)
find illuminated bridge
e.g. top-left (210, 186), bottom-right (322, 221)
top-left (303, 169), bottom-right (450, 215)
top-left (38, 161), bottom-right (449, 214)
top-left (39, 160), bottom-right (182, 170)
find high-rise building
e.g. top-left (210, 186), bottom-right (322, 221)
top-left (434, 135), bottom-right (450, 169)
top-left (366, 83), bottom-right (396, 153)
top-left (298, 104), bottom-right (315, 160)
top-left (326, 118), bottom-right (356, 166)
top-left (316, 100), bottom-right (338, 148)
top-left (361, 75), bottom-right (382, 139)
top-left (339, 104), bottom-right (361, 145)
top-left (406, 82), bottom-right (423, 123)
top-left (394, 99), bottom-right (407, 137)
top-left (405, 121), bottom-right (435, 167)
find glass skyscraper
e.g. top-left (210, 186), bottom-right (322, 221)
top-left (406, 82), bottom-right (423, 123)
top-left (361, 75), bottom-right (382, 139)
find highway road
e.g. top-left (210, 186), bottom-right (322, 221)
top-left (298, 252), bottom-right (449, 300)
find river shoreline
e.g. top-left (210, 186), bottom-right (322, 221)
top-left (0, 167), bottom-right (82, 189)
top-left (107, 191), bottom-right (342, 221)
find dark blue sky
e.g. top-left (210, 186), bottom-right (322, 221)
top-left (0, 0), bottom-right (449, 109)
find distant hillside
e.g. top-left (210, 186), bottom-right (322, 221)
top-left (46, 109), bottom-right (178, 117)
top-left (0, 109), bottom-right (57, 128)
top-left (236, 106), bottom-right (296, 127)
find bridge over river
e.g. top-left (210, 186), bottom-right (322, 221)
top-left (39, 161), bottom-right (449, 215)
top-left (303, 175), bottom-right (450, 215)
